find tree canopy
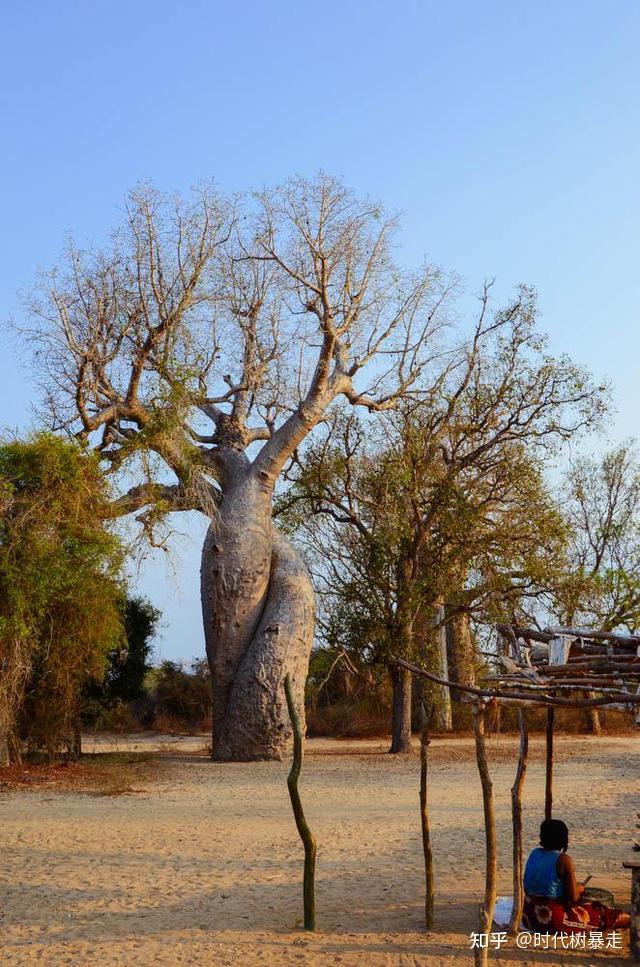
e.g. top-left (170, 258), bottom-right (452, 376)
top-left (278, 295), bottom-right (606, 745)
top-left (24, 176), bottom-right (455, 528)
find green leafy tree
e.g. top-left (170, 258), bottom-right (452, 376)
top-left (152, 659), bottom-right (211, 729)
top-left (0, 434), bottom-right (124, 763)
top-left (105, 596), bottom-right (160, 704)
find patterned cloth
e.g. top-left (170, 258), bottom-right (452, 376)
top-left (523, 894), bottom-right (623, 934)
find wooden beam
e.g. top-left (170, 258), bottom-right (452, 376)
top-left (391, 655), bottom-right (640, 709)
top-left (497, 624), bottom-right (556, 643)
top-left (546, 627), bottom-right (640, 645)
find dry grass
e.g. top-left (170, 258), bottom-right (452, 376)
top-left (0, 751), bottom-right (161, 796)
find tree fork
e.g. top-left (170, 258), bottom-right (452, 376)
top-left (284, 673), bottom-right (317, 931)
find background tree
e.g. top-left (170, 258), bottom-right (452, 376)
top-left (549, 444), bottom-right (640, 734)
top-left (557, 444), bottom-right (640, 630)
top-left (24, 176), bottom-right (453, 760)
top-left (103, 596), bottom-right (160, 705)
top-left (84, 595), bottom-right (160, 726)
top-left (151, 659), bottom-right (212, 731)
top-left (0, 434), bottom-right (124, 764)
top-left (281, 290), bottom-right (603, 750)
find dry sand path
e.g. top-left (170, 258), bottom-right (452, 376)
top-left (1, 734), bottom-right (638, 965)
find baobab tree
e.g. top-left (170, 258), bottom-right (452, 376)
top-left (24, 175), bottom-right (452, 760)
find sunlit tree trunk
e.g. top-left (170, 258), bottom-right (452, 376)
top-left (432, 605), bottom-right (452, 731)
top-left (201, 464), bottom-right (315, 760)
top-left (446, 606), bottom-right (476, 688)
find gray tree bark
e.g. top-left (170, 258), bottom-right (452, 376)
top-left (445, 607), bottom-right (476, 688)
top-left (389, 663), bottom-right (413, 753)
top-left (432, 605), bottom-right (452, 731)
top-left (200, 466), bottom-right (315, 761)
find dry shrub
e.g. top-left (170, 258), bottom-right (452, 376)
top-left (306, 696), bottom-right (389, 738)
top-left (486, 703), bottom-right (636, 735)
top-left (152, 712), bottom-right (212, 735)
top-left (92, 701), bottom-right (140, 734)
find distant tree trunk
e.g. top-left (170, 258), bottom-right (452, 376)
top-left (584, 698), bottom-right (602, 735)
top-left (69, 717), bottom-right (82, 761)
top-left (389, 663), bottom-right (413, 753)
top-left (432, 606), bottom-right (452, 731)
top-left (0, 692), bottom-right (17, 766)
top-left (446, 606), bottom-right (476, 687)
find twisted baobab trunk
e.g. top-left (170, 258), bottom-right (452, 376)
top-left (201, 466), bottom-right (315, 761)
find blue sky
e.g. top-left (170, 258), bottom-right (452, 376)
top-left (1, 0), bottom-right (638, 661)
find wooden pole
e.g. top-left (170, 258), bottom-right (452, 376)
top-left (545, 707), bottom-right (554, 821)
top-left (419, 703), bottom-right (435, 930)
top-left (472, 701), bottom-right (497, 967)
top-left (623, 862), bottom-right (640, 960)
top-left (284, 673), bottom-right (317, 931)
top-left (509, 709), bottom-right (528, 935)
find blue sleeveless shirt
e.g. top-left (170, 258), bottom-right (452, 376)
top-left (523, 847), bottom-right (565, 899)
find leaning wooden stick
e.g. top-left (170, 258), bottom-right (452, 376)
top-left (284, 673), bottom-right (317, 931)
top-left (545, 706), bottom-right (554, 821)
top-left (419, 703), bottom-right (435, 930)
top-left (473, 701), bottom-right (497, 967)
top-left (509, 708), bottom-right (528, 935)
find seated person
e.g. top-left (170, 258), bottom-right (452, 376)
top-left (522, 818), bottom-right (630, 934)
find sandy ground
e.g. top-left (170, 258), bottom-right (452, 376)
top-left (1, 733), bottom-right (638, 966)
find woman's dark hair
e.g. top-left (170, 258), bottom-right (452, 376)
top-left (540, 819), bottom-right (569, 852)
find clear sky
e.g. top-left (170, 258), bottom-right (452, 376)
top-left (1, 0), bottom-right (638, 662)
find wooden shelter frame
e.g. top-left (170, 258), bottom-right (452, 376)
top-left (393, 623), bottom-right (640, 966)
